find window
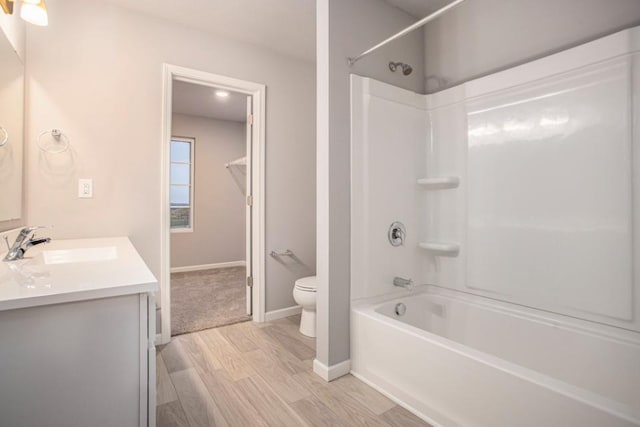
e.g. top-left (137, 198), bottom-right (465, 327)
top-left (170, 137), bottom-right (194, 231)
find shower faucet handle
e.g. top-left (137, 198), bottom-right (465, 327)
top-left (388, 222), bottom-right (406, 247)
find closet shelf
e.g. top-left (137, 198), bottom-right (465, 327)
top-left (225, 156), bottom-right (247, 168)
top-left (418, 242), bottom-right (460, 257)
top-left (417, 176), bottom-right (460, 190)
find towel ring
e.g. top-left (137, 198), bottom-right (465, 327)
top-left (0, 126), bottom-right (7, 147)
top-left (38, 129), bottom-right (70, 154)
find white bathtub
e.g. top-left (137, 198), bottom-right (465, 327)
top-left (351, 286), bottom-right (640, 427)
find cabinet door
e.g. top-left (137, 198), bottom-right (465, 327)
top-left (0, 295), bottom-right (142, 427)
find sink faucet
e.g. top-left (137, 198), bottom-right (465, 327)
top-left (3, 226), bottom-right (51, 262)
top-left (393, 276), bottom-right (413, 289)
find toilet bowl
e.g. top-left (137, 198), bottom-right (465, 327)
top-left (292, 276), bottom-right (316, 337)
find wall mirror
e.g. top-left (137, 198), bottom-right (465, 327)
top-left (0, 27), bottom-right (24, 230)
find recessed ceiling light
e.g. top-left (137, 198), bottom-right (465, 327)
top-left (215, 90), bottom-right (230, 98)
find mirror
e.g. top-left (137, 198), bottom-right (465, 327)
top-left (0, 28), bottom-right (24, 228)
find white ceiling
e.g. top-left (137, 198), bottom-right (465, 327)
top-left (172, 81), bottom-right (248, 122)
top-left (102, 0), bottom-right (317, 62)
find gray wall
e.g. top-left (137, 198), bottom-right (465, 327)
top-left (24, 0), bottom-right (316, 320)
top-left (170, 114), bottom-right (246, 269)
top-left (423, 0), bottom-right (640, 92)
top-left (316, 0), bottom-right (424, 368)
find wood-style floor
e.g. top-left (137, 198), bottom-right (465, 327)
top-left (157, 315), bottom-right (431, 427)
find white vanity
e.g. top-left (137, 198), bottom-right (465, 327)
top-left (0, 236), bottom-right (157, 427)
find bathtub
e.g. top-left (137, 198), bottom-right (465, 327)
top-left (350, 286), bottom-right (640, 427)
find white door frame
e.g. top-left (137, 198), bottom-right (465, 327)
top-left (159, 64), bottom-right (266, 344)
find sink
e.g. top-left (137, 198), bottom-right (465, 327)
top-left (0, 246), bottom-right (118, 290)
top-left (41, 246), bottom-right (118, 265)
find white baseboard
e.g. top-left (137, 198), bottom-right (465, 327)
top-left (313, 358), bottom-right (351, 382)
top-left (153, 334), bottom-right (167, 347)
top-left (170, 260), bottom-right (246, 273)
top-left (264, 305), bottom-right (302, 322)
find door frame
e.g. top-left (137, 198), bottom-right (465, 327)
top-left (159, 64), bottom-right (266, 344)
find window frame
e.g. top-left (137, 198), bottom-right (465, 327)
top-left (169, 136), bottom-right (195, 233)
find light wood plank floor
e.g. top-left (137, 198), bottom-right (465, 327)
top-left (157, 315), bottom-right (431, 427)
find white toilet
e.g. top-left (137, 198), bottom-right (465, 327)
top-left (292, 276), bottom-right (317, 337)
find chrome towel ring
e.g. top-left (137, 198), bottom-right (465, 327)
top-left (0, 126), bottom-right (8, 147)
top-left (38, 129), bottom-right (70, 154)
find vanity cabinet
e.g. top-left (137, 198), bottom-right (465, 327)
top-left (0, 237), bottom-right (157, 427)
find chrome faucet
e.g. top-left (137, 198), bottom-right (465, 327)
top-left (3, 226), bottom-right (51, 262)
top-left (393, 276), bottom-right (413, 289)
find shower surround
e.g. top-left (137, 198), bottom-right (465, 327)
top-left (350, 26), bottom-right (640, 427)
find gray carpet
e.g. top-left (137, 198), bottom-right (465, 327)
top-left (171, 266), bottom-right (251, 336)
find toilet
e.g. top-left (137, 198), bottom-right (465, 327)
top-left (292, 276), bottom-right (317, 337)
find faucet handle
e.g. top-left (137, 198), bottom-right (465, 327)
top-left (21, 225), bottom-right (51, 236)
top-left (3, 236), bottom-right (9, 251)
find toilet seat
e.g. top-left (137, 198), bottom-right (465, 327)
top-left (294, 276), bottom-right (316, 292)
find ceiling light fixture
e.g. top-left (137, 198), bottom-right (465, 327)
top-left (215, 90), bottom-right (230, 98)
top-left (20, 0), bottom-right (48, 26)
top-left (0, 0), bottom-right (13, 14)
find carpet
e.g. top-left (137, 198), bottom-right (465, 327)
top-left (170, 266), bottom-right (251, 336)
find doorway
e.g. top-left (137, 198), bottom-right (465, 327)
top-left (160, 65), bottom-right (266, 343)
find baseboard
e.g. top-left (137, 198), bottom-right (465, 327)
top-left (264, 305), bottom-right (302, 322)
top-left (154, 333), bottom-right (166, 346)
top-left (313, 358), bottom-right (351, 382)
top-left (170, 260), bottom-right (246, 273)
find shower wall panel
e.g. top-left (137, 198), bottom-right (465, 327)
top-left (465, 57), bottom-right (633, 325)
top-left (352, 26), bottom-right (640, 333)
top-left (350, 76), bottom-right (429, 300)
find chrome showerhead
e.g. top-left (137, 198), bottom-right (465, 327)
top-left (389, 61), bottom-right (413, 76)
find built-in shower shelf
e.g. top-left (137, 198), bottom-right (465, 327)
top-left (417, 176), bottom-right (460, 190)
top-left (418, 242), bottom-right (460, 257)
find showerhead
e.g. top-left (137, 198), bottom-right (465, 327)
top-left (389, 61), bottom-right (413, 76)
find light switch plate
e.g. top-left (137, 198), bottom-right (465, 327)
top-left (78, 179), bottom-right (93, 198)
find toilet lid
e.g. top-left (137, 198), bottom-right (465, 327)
top-left (295, 276), bottom-right (317, 291)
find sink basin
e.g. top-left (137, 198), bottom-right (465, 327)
top-left (41, 246), bottom-right (118, 265)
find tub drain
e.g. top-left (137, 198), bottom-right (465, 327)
top-left (395, 303), bottom-right (406, 316)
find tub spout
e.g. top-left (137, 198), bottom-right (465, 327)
top-left (393, 276), bottom-right (413, 289)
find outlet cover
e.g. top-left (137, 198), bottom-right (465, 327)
top-left (78, 179), bottom-right (93, 198)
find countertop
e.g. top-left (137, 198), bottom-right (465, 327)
top-left (0, 237), bottom-right (157, 311)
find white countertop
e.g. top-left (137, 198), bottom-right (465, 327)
top-left (0, 237), bottom-right (158, 311)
